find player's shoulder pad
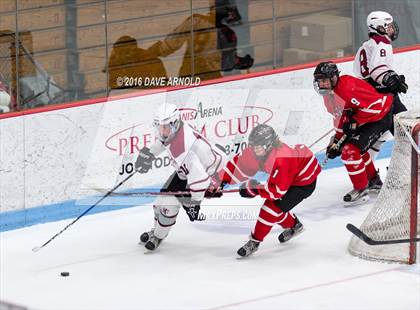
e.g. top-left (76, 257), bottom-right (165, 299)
top-left (370, 34), bottom-right (391, 45)
top-left (235, 147), bottom-right (260, 175)
top-left (271, 144), bottom-right (294, 161)
top-left (338, 74), bottom-right (355, 83)
top-left (240, 147), bottom-right (257, 159)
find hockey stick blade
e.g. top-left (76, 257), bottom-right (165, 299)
top-left (346, 224), bottom-right (420, 245)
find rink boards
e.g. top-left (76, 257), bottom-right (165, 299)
top-left (0, 48), bottom-right (419, 231)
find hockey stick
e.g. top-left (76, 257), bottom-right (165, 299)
top-left (308, 128), bottom-right (334, 149)
top-left (346, 223), bottom-right (420, 245)
top-left (90, 188), bottom-right (240, 197)
top-left (32, 171), bottom-right (139, 252)
top-left (320, 134), bottom-right (347, 168)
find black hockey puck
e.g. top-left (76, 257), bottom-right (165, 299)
top-left (60, 271), bottom-right (70, 277)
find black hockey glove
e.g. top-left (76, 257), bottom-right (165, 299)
top-left (342, 121), bottom-right (358, 137)
top-left (182, 201), bottom-right (205, 221)
top-left (204, 175), bottom-right (225, 198)
top-left (397, 75), bottom-right (408, 93)
top-left (239, 179), bottom-right (260, 198)
top-left (233, 54), bottom-right (254, 70)
top-left (135, 147), bottom-right (155, 173)
top-left (326, 136), bottom-right (342, 159)
top-left (382, 71), bottom-right (408, 94)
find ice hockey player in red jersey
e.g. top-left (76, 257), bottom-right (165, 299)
top-left (207, 124), bottom-right (320, 257)
top-left (313, 61), bottom-right (394, 203)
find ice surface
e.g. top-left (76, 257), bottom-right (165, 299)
top-left (1, 159), bottom-right (419, 310)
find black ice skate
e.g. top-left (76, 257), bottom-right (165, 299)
top-left (368, 171), bottom-right (383, 193)
top-left (145, 235), bottom-right (162, 251)
top-left (278, 217), bottom-right (304, 243)
top-left (237, 237), bottom-right (260, 257)
top-left (343, 188), bottom-right (369, 206)
top-left (139, 229), bottom-right (154, 244)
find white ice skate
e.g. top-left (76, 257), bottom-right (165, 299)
top-left (278, 217), bottom-right (304, 243)
top-left (139, 229), bottom-right (154, 244)
top-left (237, 237), bottom-right (260, 257)
top-left (343, 188), bottom-right (370, 207)
top-left (367, 172), bottom-right (383, 194)
top-left (145, 235), bottom-right (162, 251)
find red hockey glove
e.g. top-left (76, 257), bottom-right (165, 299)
top-left (239, 179), bottom-right (260, 198)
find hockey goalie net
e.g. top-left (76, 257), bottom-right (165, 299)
top-left (348, 110), bottom-right (420, 264)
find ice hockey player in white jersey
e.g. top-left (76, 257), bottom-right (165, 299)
top-left (353, 11), bottom-right (408, 161)
top-left (354, 11), bottom-right (408, 99)
top-left (135, 102), bottom-right (226, 251)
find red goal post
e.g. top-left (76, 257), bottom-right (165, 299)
top-left (408, 118), bottom-right (419, 264)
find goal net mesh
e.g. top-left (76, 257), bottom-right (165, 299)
top-left (348, 110), bottom-right (420, 263)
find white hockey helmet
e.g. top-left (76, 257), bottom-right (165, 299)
top-left (153, 102), bottom-right (181, 143)
top-left (366, 11), bottom-right (399, 41)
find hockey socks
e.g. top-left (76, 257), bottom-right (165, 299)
top-left (252, 201), bottom-right (296, 241)
top-left (341, 143), bottom-right (368, 190)
top-left (362, 152), bottom-right (378, 180)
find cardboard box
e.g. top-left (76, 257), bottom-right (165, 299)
top-left (290, 14), bottom-right (351, 52)
top-left (250, 19), bottom-right (294, 63)
top-left (17, 6), bottom-right (66, 31)
top-left (275, 0), bottom-right (350, 18)
top-left (248, 0), bottom-right (351, 21)
top-left (283, 47), bottom-right (347, 66)
top-left (0, 0), bottom-right (15, 13)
